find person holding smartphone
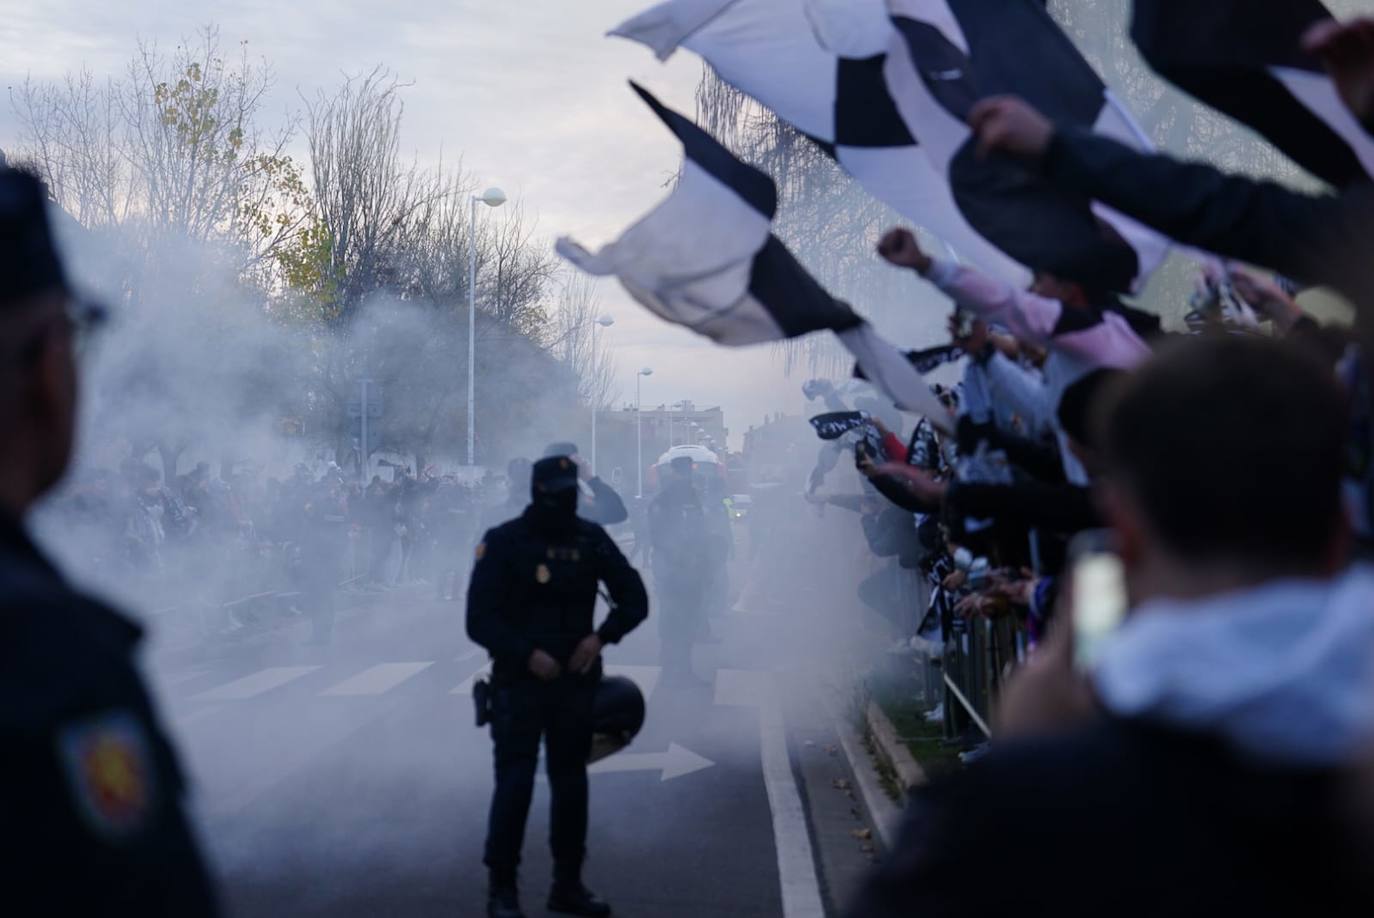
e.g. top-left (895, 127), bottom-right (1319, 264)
top-left (848, 335), bottom-right (1374, 917)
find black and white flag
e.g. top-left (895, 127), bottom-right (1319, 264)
top-left (556, 84), bottom-right (952, 430)
top-left (610, 0), bottom-right (1030, 284)
top-left (809, 411), bottom-right (870, 441)
top-left (882, 0), bottom-right (1172, 294)
top-left (1133, 0), bottom-right (1374, 189)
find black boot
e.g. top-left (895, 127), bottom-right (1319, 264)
top-left (547, 882), bottom-right (612, 917)
top-left (487, 875), bottom-right (525, 918)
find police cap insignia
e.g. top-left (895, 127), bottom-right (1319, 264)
top-left (58, 711), bottom-right (155, 841)
top-left (536, 563), bottom-right (552, 584)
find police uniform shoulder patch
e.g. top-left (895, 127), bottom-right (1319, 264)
top-left (535, 563), bottom-right (552, 584)
top-left (58, 710), bottom-right (156, 841)
top-left (475, 541), bottom-right (487, 561)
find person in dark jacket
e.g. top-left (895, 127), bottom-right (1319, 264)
top-left (848, 336), bottom-right (1374, 918)
top-left (467, 454), bottom-right (648, 918)
top-left (964, 17), bottom-right (1374, 328)
top-left (0, 167), bottom-right (217, 914)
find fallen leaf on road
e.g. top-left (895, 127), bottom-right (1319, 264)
top-left (850, 828), bottom-right (872, 841)
top-left (832, 778), bottom-right (852, 791)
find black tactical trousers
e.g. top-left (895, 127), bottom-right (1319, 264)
top-left (484, 675), bottom-right (597, 884)
top-left (655, 574), bottom-right (703, 677)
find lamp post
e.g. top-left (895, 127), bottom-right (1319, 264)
top-left (636, 368), bottom-right (653, 498)
top-left (467, 186), bottom-right (507, 467)
top-left (589, 315), bottom-right (615, 476)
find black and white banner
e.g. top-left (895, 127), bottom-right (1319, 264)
top-left (611, 0), bottom-right (1031, 285)
top-left (1133, 0), bottom-right (1374, 189)
top-left (556, 84), bottom-right (952, 429)
top-left (809, 411), bottom-right (870, 441)
top-left (882, 0), bottom-right (1172, 293)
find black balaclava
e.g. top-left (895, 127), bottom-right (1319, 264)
top-left (528, 455), bottom-right (579, 533)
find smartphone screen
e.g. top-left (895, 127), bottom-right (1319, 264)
top-left (1069, 532), bottom-right (1128, 671)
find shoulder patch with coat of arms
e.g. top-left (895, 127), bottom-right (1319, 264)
top-left (57, 710), bottom-right (156, 841)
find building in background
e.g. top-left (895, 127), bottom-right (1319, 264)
top-left (592, 402), bottom-right (728, 494)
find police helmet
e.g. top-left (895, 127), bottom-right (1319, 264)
top-left (589, 675), bottom-right (646, 764)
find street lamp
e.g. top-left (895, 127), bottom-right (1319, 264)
top-left (468, 186), bottom-right (507, 466)
top-left (589, 315), bottom-right (615, 475)
top-left (636, 368), bottom-right (653, 498)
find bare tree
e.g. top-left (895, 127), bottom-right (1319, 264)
top-left (482, 201), bottom-right (560, 342)
top-left (12, 25), bottom-right (312, 272)
top-left (11, 69), bottom-right (130, 228)
top-left (551, 273), bottom-right (619, 411)
top-left (305, 67), bottom-right (441, 319)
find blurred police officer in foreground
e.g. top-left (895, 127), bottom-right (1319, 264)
top-left (0, 168), bottom-right (218, 912)
top-left (467, 454), bottom-right (649, 918)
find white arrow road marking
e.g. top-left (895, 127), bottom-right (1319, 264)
top-left (587, 743), bottom-right (714, 782)
top-left (193, 666), bottom-right (321, 702)
top-left (456, 647), bottom-right (485, 663)
top-left (320, 662), bottom-right (434, 696)
top-left (716, 668), bottom-right (826, 918)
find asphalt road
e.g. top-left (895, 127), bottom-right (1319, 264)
top-left (142, 514), bottom-right (890, 918)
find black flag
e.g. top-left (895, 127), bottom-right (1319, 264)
top-left (1133, 0), bottom-right (1374, 188)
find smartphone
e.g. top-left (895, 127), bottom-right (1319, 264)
top-left (1067, 530), bottom-right (1128, 671)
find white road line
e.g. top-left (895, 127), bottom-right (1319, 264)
top-left (192, 666), bottom-right (321, 702)
top-left (451, 663), bottom-right (492, 695)
top-left (320, 662), bottom-right (434, 697)
top-left (457, 647), bottom-right (485, 663)
top-left (602, 664), bottom-right (661, 703)
top-left (173, 704), bottom-right (227, 730)
top-left (716, 669), bottom-right (826, 918)
top-left (157, 669), bottom-right (210, 688)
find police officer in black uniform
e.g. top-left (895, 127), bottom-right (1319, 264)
top-left (468, 454), bottom-right (649, 918)
top-left (0, 168), bottom-right (218, 912)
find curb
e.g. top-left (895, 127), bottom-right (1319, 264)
top-left (832, 707), bottom-right (904, 851)
top-left (865, 701), bottom-right (926, 803)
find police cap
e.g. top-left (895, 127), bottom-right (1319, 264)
top-left (531, 455), bottom-right (578, 494)
top-left (0, 167), bottom-right (68, 308)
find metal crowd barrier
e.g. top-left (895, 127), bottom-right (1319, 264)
top-left (939, 601), bottom-right (1029, 742)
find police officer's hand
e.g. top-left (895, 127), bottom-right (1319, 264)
top-left (528, 649), bottom-right (562, 681)
top-left (568, 634), bottom-right (604, 676)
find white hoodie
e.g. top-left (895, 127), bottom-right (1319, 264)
top-left (1093, 566), bottom-right (1374, 767)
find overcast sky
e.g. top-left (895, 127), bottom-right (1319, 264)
top-left (0, 0), bottom-right (833, 449)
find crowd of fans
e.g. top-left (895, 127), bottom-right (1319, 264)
top-left (45, 457), bottom-right (499, 634)
top-left (824, 19), bottom-right (1374, 915)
